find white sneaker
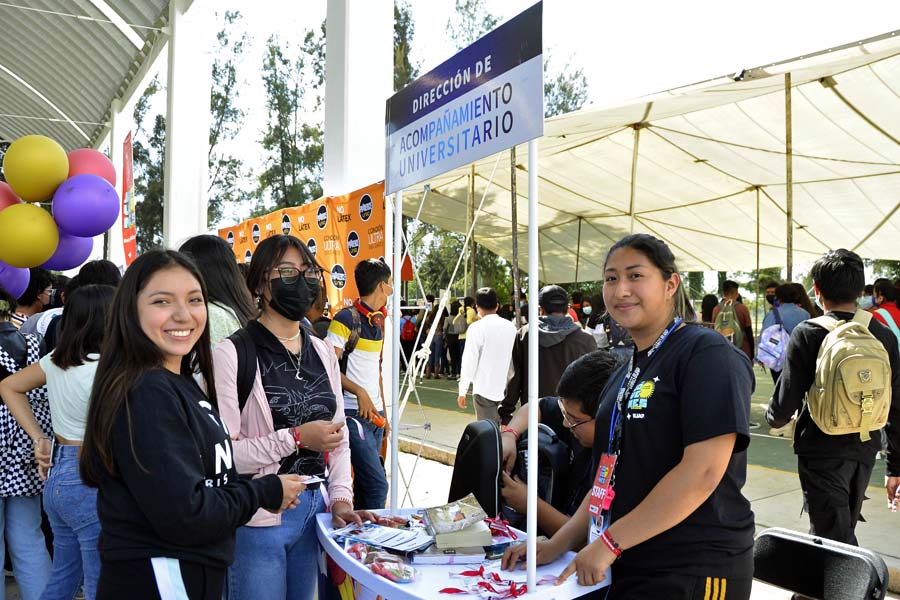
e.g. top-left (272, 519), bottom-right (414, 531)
top-left (769, 421), bottom-right (795, 438)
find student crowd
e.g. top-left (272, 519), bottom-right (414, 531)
top-left (0, 231), bottom-right (896, 600)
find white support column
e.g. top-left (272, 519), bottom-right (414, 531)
top-left (526, 138), bottom-right (540, 591)
top-left (323, 0), bottom-right (392, 196)
top-left (105, 98), bottom-right (128, 269)
top-left (389, 191), bottom-right (402, 511)
top-left (163, 0), bottom-right (213, 248)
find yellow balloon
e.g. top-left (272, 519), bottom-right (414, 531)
top-left (2, 135), bottom-right (69, 202)
top-left (0, 203), bottom-right (60, 267)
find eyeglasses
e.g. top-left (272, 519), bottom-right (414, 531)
top-left (558, 397), bottom-right (592, 430)
top-left (271, 266), bottom-right (322, 285)
top-left (41, 288), bottom-right (54, 298)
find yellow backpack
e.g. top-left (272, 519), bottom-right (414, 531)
top-left (806, 310), bottom-right (891, 441)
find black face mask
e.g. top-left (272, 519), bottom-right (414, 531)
top-left (765, 294), bottom-right (776, 305)
top-left (269, 277), bottom-right (317, 321)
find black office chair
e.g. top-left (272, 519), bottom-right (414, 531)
top-left (753, 527), bottom-right (890, 600)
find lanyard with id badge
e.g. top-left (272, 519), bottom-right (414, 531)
top-left (588, 318), bottom-right (682, 545)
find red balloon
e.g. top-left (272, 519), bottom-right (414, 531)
top-left (67, 149), bottom-right (116, 187)
top-left (0, 182), bottom-right (22, 212)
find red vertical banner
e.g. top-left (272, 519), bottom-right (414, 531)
top-left (121, 132), bottom-right (137, 265)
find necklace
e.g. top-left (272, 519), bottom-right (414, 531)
top-left (286, 348), bottom-right (303, 380)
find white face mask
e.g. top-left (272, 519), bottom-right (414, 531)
top-left (583, 306), bottom-right (593, 315)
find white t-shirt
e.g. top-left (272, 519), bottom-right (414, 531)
top-left (457, 313), bottom-right (517, 402)
top-left (38, 351), bottom-right (99, 441)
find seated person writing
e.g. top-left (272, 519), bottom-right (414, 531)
top-left (499, 350), bottom-right (619, 535)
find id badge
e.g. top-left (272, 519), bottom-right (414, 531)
top-left (588, 453), bottom-right (617, 517)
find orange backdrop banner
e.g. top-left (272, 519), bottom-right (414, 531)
top-left (218, 181), bottom-right (386, 311)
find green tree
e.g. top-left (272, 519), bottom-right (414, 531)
top-left (870, 259), bottom-right (900, 281)
top-left (684, 272), bottom-right (707, 300)
top-left (544, 60), bottom-right (589, 118)
top-left (446, 0), bottom-right (499, 50)
top-left (256, 25), bottom-right (325, 213)
top-left (394, 0), bottom-right (418, 91)
top-left (416, 231), bottom-right (466, 298)
top-left (132, 77), bottom-right (165, 253)
top-left (208, 10), bottom-right (249, 225)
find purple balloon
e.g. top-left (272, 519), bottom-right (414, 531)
top-left (40, 232), bottom-right (94, 271)
top-left (52, 174), bottom-right (120, 237)
top-left (0, 261), bottom-right (30, 299)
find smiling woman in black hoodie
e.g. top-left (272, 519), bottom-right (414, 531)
top-left (79, 251), bottom-right (306, 600)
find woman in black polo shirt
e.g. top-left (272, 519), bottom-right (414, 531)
top-left (504, 233), bottom-right (755, 599)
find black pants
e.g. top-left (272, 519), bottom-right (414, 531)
top-left (97, 558), bottom-right (225, 600)
top-left (578, 567), bottom-right (752, 599)
top-left (446, 333), bottom-right (461, 375)
top-left (797, 455), bottom-right (873, 546)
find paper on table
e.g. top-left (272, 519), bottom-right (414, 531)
top-left (333, 522), bottom-right (433, 553)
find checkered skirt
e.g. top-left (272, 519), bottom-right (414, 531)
top-left (0, 335), bottom-right (52, 497)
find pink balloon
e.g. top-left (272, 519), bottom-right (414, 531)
top-left (0, 182), bottom-right (23, 212)
top-left (67, 149), bottom-right (116, 187)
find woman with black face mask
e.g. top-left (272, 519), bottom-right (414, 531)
top-left (212, 235), bottom-right (372, 600)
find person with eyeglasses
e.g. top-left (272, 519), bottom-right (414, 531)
top-left (10, 268), bottom-right (55, 330)
top-left (213, 235), bottom-right (367, 600)
top-left (503, 234), bottom-right (755, 600)
top-left (498, 351), bottom-right (619, 536)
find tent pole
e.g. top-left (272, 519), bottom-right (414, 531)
top-left (526, 138), bottom-right (540, 592)
top-left (511, 147), bottom-right (522, 328)
top-left (390, 191), bottom-right (402, 512)
top-left (629, 124), bottom-right (642, 233)
top-left (469, 164), bottom-right (477, 297)
top-left (785, 73), bottom-right (794, 281)
top-left (575, 217), bottom-right (582, 285)
top-left (755, 187), bottom-right (761, 335)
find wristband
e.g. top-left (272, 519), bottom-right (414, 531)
top-left (599, 530), bottom-right (622, 557)
top-left (500, 426), bottom-right (520, 441)
top-left (291, 426), bottom-right (304, 449)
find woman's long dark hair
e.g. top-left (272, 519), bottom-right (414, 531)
top-left (603, 234), bottom-right (697, 323)
top-left (52, 284), bottom-right (115, 370)
top-left (80, 251), bottom-right (216, 487)
top-left (179, 234), bottom-right (256, 326)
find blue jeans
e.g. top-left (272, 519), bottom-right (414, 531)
top-left (0, 495), bottom-right (52, 600)
top-left (42, 445), bottom-right (101, 600)
top-left (344, 409), bottom-right (388, 510)
top-left (229, 489), bottom-right (326, 600)
top-left (429, 336), bottom-right (444, 370)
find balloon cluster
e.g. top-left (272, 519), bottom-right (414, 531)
top-left (0, 136), bottom-right (119, 297)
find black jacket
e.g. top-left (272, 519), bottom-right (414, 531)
top-left (97, 369), bottom-right (283, 567)
top-left (767, 311), bottom-right (900, 475)
top-left (500, 315), bottom-right (596, 424)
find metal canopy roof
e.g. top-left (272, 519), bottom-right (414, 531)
top-left (0, 0), bottom-right (170, 152)
top-left (400, 31), bottom-right (900, 282)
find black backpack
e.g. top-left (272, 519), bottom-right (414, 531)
top-left (337, 307), bottom-right (363, 374)
top-left (448, 420), bottom-right (502, 517)
top-left (502, 424), bottom-right (571, 529)
top-left (227, 327), bottom-right (257, 414)
top-left (603, 314), bottom-right (633, 347)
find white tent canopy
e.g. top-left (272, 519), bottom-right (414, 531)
top-left (400, 31), bottom-right (900, 282)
